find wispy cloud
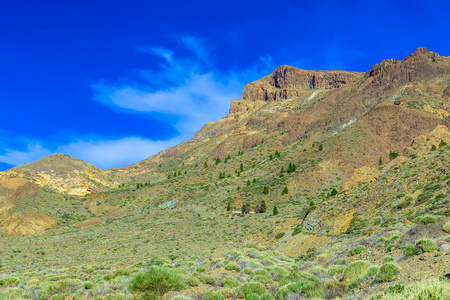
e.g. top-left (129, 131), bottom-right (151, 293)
top-left (0, 35), bottom-right (276, 170)
top-left (0, 143), bottom-right (52, 166)
top-left (93, 34), bottom-right (276, 141)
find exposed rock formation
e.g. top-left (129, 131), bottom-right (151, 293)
top-left (242, 65), bottom-right (363, 101)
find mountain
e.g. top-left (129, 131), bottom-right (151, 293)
top-left (0, 47), bottom-right (449, 300)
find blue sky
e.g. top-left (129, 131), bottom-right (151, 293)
top-left (0, 0), bottom-right (449, 170)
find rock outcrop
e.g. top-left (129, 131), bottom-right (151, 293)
top-left (242, 65), bottom-right (363, 101)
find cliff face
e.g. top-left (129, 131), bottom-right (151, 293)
top-left (241, 66), bottom-right (363, 101)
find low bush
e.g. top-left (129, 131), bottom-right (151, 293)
top-left (237, 282), bottom-right (266, 298)
top-left (185, 276), bottom-right (199, 287)
top-left (385, 284), bottom-right (405, 294)
top-left (404, 244), bottom-right (422, 256)
top-left (327, 265), bottom-right (346, 276)
top-left (348, 245), bottom-right (365, 256)
top-left (225, 263), bottom-right (241, 272)
top-left (420, 215), bottom-right (437, 224)
top-left (343, 261), bottom-right (371, 281)
top-left (375, 264), bottom-right (400, 282)
top-left (222, 277), bottom-right (240, 288)
top-left (275, 232), bottom-right (285, 239)
top-left (128, 266), bottom-right (184, 296)
top-left (416, 239), bottom-right (438, 253)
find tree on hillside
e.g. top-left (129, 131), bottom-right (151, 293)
top-left (242, 203), bottom-right (250, 214)
top-left (273, 205), bottom-right (278, 215)
top-left (226, 202), bottom-right (231, 211)
top-left (263, 186), bottom-right (269, 195)
top-left (260, 200), bottom-right (267, 213)
top-left (282, 187), bottom-right (288, 195)
top-left (204, 161), bottom-right (208, 168)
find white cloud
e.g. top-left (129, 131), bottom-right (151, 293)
top-left (94, 35), bottom-right (276, 141)
top-left (0, 36), bottom-right (277, 170)
top-left (0, 143), bottom-right (52, 166)
top-left (57, 137), bottom-right (182, 169)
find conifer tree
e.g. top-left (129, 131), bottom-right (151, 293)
top-left (240, 163), bottom-right (244, 172)
top-left (247, 180), bottom-right (251, 186)
top-left (263, 186), bottom-right (269, 195)
top-left (204, 161), bottom-right (208, 168)
top-left (226, 202), bottom-right (231, 211)
top-left (378, 157), bottom-right (383, 166)
top-left (273, 205), bottom-right (278, 215)
top-left (260, 200), bottom-right (267, 213)
top-left (282, 187), bottom-right (288, 195)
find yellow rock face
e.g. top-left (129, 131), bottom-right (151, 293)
top-left (0, 171), bottom-right (28, 189)
top-left (0, 211), bottom-right (56, 236)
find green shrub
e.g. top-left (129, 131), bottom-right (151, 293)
top-left (327, 265), bottom-right (346, 276)
top-left (292, 225), bottom-right (302, 235)
top-left (260, 293), bottom-right (273, 300)
top-left (375, 264), bottom-right (400, 282)
top-left (333, 258), bottom-right (346, 265)
top-left (404, 244), bottom-right (423, 256)
top-left (416, 239), bottom-right (438, 253)
top-left (237, 282), bottom-right (266, 298)
top-left (246, 293), bottom-right (261, 300)
top-left (386, 244), bottom-right (396, 252)
top-left (244, 268), bottom-right (253, 275)
top-left (128, 266), bottom-right (184, 296)
top-left (275, 232), bottom-right (285, 239)
top-left (202, 293), bottom-right (225, 300)
top-left (443, 221), bottom-right (450, 233)
top-left (253, 275), bottom-right (272, 284)
top-left (225, 263), bottom-right (241, 272)
top-left (348, 245), bottom-right (365, 256)
top-left (385, 284), bottom-right (405, 294)
top-left (254, 269), bottom-right (271, 278)
top-left (222, 277), bottom-right (240, 288)
top-left (83, 282), bottom-right (93, 289)
top-left (420, 215), bottom-right (437, 224)
top-left (185, 276), bottom-right (200, 287)
top-left (383, 257), bottom-right (394, 263)
top-left (275, 282), bottom-right (303, 300)
top-left (343, 261), bottom-right (371, 281)
top-left (367, 266), bottom-right (380, 277)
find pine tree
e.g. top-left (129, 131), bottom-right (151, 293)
top-left (247, 180), bottom-right (251, 186)
top-left (242, 203), bottom-right (250, 214)
top-left (226, 202), bottom-right (231, 211)
top-left (378, 157), bottom-right (383, 166)
top-left (260, 200), bottom-right (267, 213)
top-left (318, 144), bottom-right (323, 151)
top-left (280, 166), bottom-right (285, 173)
top-left (269, 154), bottom-right (273, 160)
top-left (252, 178), bottom-right (256, 184)
top-left (282, 187), bottom-right (288, 195)
top-left (240, 163), bottom-right (244, 172)
top-left (275, 150), bottom-right (281, 158)
top-left (273, 205), bottom-right (278, 215)
top-left (204, 161), bottom-right (208, 168)
top-left (263, 186), bottom-right (269, 195)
